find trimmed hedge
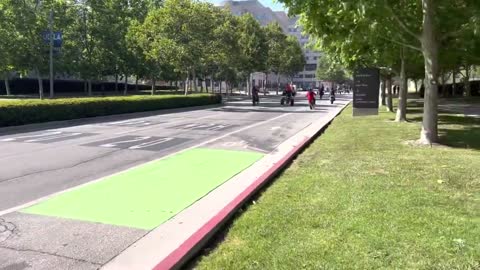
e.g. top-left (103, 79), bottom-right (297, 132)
top-left (0, 94), bottom-right (221, 127)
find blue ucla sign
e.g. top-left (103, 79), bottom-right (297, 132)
top-left (41, 31), bottom-right (63, 48)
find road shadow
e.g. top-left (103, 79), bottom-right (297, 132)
top-left (0, 104), bottom-right (222, 136)
top-left (212, 107), bottom-right (329, 114)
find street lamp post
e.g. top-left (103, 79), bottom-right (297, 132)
top-left (49, 9), bottom-right (54, 98)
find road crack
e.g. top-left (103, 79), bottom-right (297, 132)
top-left (0, 149), bottom-right (122, 184)
top-left (0, 218), bottom-right (18, 243)
top-left (0, 246), bottom-right (102, 266)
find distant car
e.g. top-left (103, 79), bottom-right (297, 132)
top-left (297, 87), bottom-right (304, 91)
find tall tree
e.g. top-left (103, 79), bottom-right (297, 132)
top-left (237, 13), bottom-right (268, 95)
top-left (0, 0), bottom-right (19, 95)
top-left (265, 22), bottom-right (287, 94)
top-left (279, 0), bottom-right (478, 144)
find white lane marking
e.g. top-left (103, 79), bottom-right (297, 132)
top-left (100, 136), bottom-right (151, 148)
top-left (0, 112), bottom-right (291, 216)
top-left (129, 137), bottom-right (174, 150)
top-left (207, 124), bottom-right (230, 131)
top-left (25, 133), bottom-right (83, 143)
top-left (270, 126), bottom-right (281, 130)
top-left (113, 113), bottom-right (220, 135)
top-left (0, 131), bottom-right (62, 142)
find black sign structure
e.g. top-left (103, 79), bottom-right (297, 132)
top-left (353, 68), bottom-right (380, 116)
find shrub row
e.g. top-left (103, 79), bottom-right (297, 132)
top-left (0, 94), bottom-right (221, 127)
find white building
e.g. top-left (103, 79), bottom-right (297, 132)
top-left (287, 17), bottom-right (322, 89)
top-left (218, 0), bottom-right (322, 90)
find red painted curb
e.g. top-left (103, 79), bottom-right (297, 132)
top-left (153, 136), bottom-right (311, 270)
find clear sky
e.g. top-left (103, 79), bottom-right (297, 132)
top-left (204, 0), bottom-right (287, 12)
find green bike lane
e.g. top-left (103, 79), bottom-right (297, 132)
top-left (22, 148), bottom-right (263, 230)
top-left (0, 96), bottom-right (350, 269)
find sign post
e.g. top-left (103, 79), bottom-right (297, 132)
top-left (42, 10), bottom-right (62, 99)
top-left (353, 67), bottom-right (380, 116)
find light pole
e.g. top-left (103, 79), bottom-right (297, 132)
top-left (49, 9), bottom-right (54, 98)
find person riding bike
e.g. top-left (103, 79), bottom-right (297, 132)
top-left (306, 88), bottom-right (316, 110)
top-left (330, 88), bottom-right (336, 104)
top-left (284, 83), bottom-right (293, 97)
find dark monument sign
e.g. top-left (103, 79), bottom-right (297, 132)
top-left (353, 67), bottom-right (380, 116)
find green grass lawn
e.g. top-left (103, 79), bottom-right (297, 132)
top-left (195, 102), bottom-right (480, 269)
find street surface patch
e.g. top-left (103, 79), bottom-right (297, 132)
top-left (22, 148), bottom-right (263, 229)
top-left (100, 119), bottom-right (162, 127)
top-left (170, 122), bottom-right (236, 131)
top-left (83, 135), bottom-right (189, 151)
top-left (0, 131), bottom-right (93, 143)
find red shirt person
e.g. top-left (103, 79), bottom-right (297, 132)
top-left (306, 89), bottom-right (316, 102)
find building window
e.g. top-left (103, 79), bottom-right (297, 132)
top-left (305, 56), bottom-right (309, 61)
top-left (305, 74), bottom-right (315, 78)
top-left (313, 56), bottom-right (318, 60)
top-left (305, 64), bottom-right (317, 71)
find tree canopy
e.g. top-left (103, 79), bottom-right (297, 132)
top-left (0, 0), bottom-right (305, 98)
top-left (279, 0), bottom-right (480, 144)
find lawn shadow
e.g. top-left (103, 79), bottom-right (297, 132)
top-left (439, 126), bottom-right (480, 150)
top-left (409, 114), bottom-right (480, 150)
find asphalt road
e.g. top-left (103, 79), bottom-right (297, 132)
top-left (0, 94), bottom-right (351, 212)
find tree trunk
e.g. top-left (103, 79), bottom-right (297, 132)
top-left (151, 78), bottom-right (156, 95)
top-left (419, 0), bottom-right (439, 144)
top-left (4, 73), bottom-right (11, 96)
top-left (441, 72), bottom-right (447, 98)
top-left (395, 49), bottom-right (408, 122)
top-left (36, 67), bottom-right (44, 99)
top-left (184, 73), bottom-right (189, 96)
top-left (464, 66), bottom-right (471, 97)
top-left (414, 80), bottom-right (418, 93)
top-left (381, 78), bottom-right (386, 105)
top-left (135, 76), bottom-right (139, 92)
top-left (84, 79), bottom-right (88, 95)
top-left (115, 73), bottom-right (119, 92)
top-left (452, 69), bottom-right (456, 96)
top-left (276, 73), bottom-right (280, 95)
top-left (192, 70), bottom-right (198, 92)
top-left (205, 77), bottom-right (209, 93)
top-left (88, 79), bottom-right (92, 96)
top-left (265, 73), bottom-right (268, 96)
top-left (123, 74), bottom-right (128, 95)
top-left (386, 76), bottom-right (393, 112)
